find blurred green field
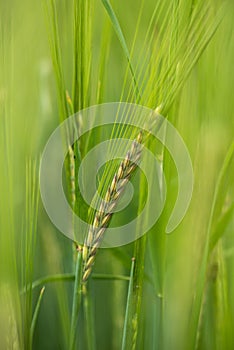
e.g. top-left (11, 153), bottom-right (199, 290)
top-left (0, 0), bottom-right (234, 349)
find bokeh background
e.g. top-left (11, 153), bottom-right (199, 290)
top-left (0, 0), bottom-right (233, 349)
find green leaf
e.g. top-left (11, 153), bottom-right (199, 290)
top-left (30, 287), bottom-right (45, 349)
top-left (121, 258), bottom-right (135, 350)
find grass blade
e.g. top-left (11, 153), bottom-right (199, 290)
top-left (30, 287), bottom-right (45, 349)
top-left (191, 141), bottom-right (234, 348)
top-left (101, 0), bottom-right (140, 99)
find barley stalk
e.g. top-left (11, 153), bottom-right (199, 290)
top-left (82, 131), bottom-right (143, 282)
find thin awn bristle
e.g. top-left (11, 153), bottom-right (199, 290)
top-left (82, 131), bottom-right (143, 282)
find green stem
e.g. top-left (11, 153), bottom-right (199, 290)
top-left (69, 250), bottom-right (83, 350)
top-left (83, 282), bottom-right (96, 350)
top-left (131, 236), bottom-right (147, 350)
top-left (121, 258), bottom-right (135, 350)
top-left (129, 155), bottom-right (149, 350)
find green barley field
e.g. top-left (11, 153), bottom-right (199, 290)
top-left (0, 0), bottom-right (234, 349)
